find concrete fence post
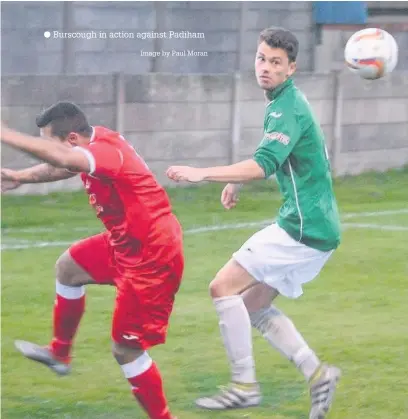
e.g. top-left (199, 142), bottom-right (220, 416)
top-left (114, 72), bottom-right (125, 133)
top-left (229, 1), bottom-right (249, 164)
top-left (230, 73), bottom-right (241, 164)
top-left (61, 1), bottom-right (75, 74)
top-left (152, 2), bottom-right (166, 73)
top-left (332, 70), bottom-right (343, 177)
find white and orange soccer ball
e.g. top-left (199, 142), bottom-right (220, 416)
top-left (344, 28), bottom-right (398, 80)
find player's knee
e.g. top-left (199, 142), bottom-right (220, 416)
top-left (55, 250), bottom-right (77, 286)
top-left (55, 249), bottom-right (94, 286)
top-left (209, 276), bottom-right (229, 298)
top-left (210, 259), bottom-right (256, 298)
top-left (209, 279), bottom-right (219, 298)
top-left (111, 341), bottom-right (145, 365)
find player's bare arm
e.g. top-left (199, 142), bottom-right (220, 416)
top-left (166, 159), bottom-right (265, 184)
top-left (1, 164), bottom-right (76, 193)
top-left (1, 124), bottom-right (90, 173)
top-left (2, 164), bottom-right (76, 184)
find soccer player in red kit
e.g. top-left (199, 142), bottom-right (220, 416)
top-left (1, 102), bottom-right (183, 419)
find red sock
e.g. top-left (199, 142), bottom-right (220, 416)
top-left (128, 362), bottom-right (172, 419)
top-left (50, 293), bottom-right (85, 361)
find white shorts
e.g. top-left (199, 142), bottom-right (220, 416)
top-left (232, 223), bottom-right (334, 299)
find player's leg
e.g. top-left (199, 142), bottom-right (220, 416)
top-left (112, 342), bottom-right (175, 419)
top-left (240, 224), bottom-right (341, 419)
top-left (15, 233), bottom-right (114, 375)
top-left (243, 283), bottom-right (322, 381)
top-left (195, 258), bottom-right (261, 409)
top-left (248, 290), bottom-right (341, 419)
top-left (111, 254), bottom-right (183, 419)
top-left (50, 233), bottom-right (116, 361)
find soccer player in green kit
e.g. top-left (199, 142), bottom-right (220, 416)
top-left (167, 27), bottom-right (341, 418)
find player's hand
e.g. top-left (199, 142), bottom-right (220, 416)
top-left (1, 168), bottom-right (21, 192)
top-left (221, 183), bottom-right (241, 210)
top-left (166, 166), bottom-right (205, 183)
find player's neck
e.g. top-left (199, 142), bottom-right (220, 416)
top-left (265, 77), bottom-right (293, 102)
top-left (74, 135), bottom-right (92, 147)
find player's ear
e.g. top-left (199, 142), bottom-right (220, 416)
top-left (288, 61), bottom-right (296, 77)
top-left (66, 132), bottom-right (79, 146)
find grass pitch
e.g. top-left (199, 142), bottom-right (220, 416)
top-left (2, 168), bottom-right (408, 418)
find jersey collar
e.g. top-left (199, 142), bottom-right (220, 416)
top-left (265, 77), bottom-right (293, 103)
top-left (89, 126), bottom-right (95, 143)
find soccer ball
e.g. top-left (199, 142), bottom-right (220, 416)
top-left (344, 28), bottom-right (398, 80)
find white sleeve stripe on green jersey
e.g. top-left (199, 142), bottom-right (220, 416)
top-left (288, 161), bottom-right (303, 241)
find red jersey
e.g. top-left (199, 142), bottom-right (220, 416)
top-left (75, 126), bottom-right (182, 269)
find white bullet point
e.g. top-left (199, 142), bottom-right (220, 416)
top-left (44, 31), bottom-right (51, 39)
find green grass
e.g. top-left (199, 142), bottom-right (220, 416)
top-left (2, 168), bottom-right (408, 418)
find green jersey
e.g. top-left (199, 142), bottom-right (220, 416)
top-left (253, 78), bottom-right (341, 251)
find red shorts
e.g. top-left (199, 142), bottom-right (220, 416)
top-left (69, 231), bottom-right (184, 350)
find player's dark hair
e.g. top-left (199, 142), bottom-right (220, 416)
top-left (258, 27), bottom-right (299, 63)
top-left (36, 101), bottom-right (92, 140)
